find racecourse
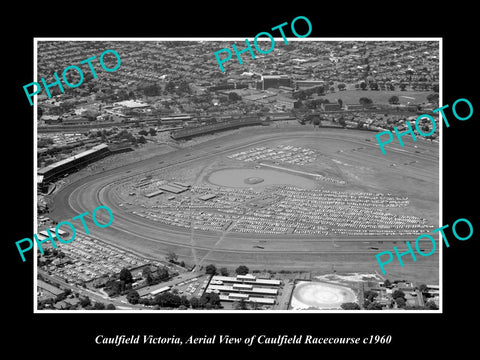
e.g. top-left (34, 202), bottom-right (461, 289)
top-left (48, 125), bottom-right (440, 283)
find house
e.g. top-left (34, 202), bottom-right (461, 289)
top-left (64, 297), bottom-right (81, 308)
top-left (42, 115), bottom-right (62, 125)
top-left (53, 300), bottom-right (70, 310)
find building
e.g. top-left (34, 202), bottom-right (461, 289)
top-left (276, 96), bottom-right (297, 110)
top-left (321, 103), bottom-right (342, 111)
top-left (198, 194), bottom-right (217, 201)
top-left (295, 80), bottom-right (325, 89)
top-left (37, 143), bottom-right (111, 184)
top-left (158, 183), bottom-right (189, 194)
top-left (137, 284), bottom-right (171, 298)
top-left (41, 115), bottom-right (62, 125)
top-left (37, 279), bottom-right (66, 302)
top-left (61, 116), bottom-right (91, 125)
top-left (258, 75), bottom-right (292, 90)
top-left (344, 104), bottom-right (364, 111)
top-left (206, 274), bottom-right (281, 306)
top-left (144, 190), bottom-right (164, 198)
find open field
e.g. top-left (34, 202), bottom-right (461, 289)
top-left (322, 90), bottom-right (433, 105)
top-left (48, 124), bottom-right (440, 284)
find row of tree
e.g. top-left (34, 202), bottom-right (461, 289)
top-left (356, 81), bottom-right (438, 92)
top-left (204, 264), bottom-right (249, 276)
top-left (139, 80), bottom-right (191, 97)
top-left (78, 296), bottom-right (116, 310)
top-left (104, 267), bottom-right (171, 297)
top-left (125, 289), bottom-right (222, 310)
top-left (138, 128), bottom-right (157, 137)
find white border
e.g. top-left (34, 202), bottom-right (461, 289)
top-left (33, 37), bottom-right (442, 314)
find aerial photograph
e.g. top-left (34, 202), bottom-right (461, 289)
top-left (34, 39), bottom-right (440, 312)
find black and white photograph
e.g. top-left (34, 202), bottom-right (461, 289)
top-left (6, 5), bottom-right (478, 356)
top-left (32, 38), bottom-right (441, 313)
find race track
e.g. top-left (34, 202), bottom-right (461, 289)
top-left (49, 126), bottom-right (440, 281)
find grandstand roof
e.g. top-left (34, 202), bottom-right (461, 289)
top-left (159, 183), bottom-right (189, 194)
top-left (38, 144), bottom-right (109, 175)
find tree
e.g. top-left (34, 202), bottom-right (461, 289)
top-left (94, 302), bottom-right (106, 310)
top-left (208, 293), bottom-right (220, 308)
top-left (388, 95), bottom-right (400, 105)
top-left (363, 290), bottom-right (378, 302)
top-left (337, 83), bottom-right (346, 91)
top-left (165, 81), bottom-right (175, 93)
top-left (190, 297), bottom-right (201, 309)
top-left (119, 268), bottom-right (133, 284)
top-left (395, 297), bottom-right (406, 308)
top-left (406, 69), bottom-right (414, 82)
top-left (312, 116), bottom-right (321, 127)
top-left (137, 135), bottom-right (147, 144)
top-left (166, 251), bottom-right (178, 263)
top-left (205, 264), bottom-right (217, 275)
top-left (156, 267), bottom-right (169, 281)
top-left (219, 267), bottom-right (229, 276)
top-left (235, 265), bottom-right (249, 275)
top-left (180, 295), bottom-right (190, 308)
top-left (341, 302), bottom-right (360, 310)
top-left (360, 82), bottom-right (367, 90)
top-left (383, 279), bottom-right (392, 288)
top-left (106, 304), bottom-right (116, 310)
top-left (365, 301), bottom-right (383, 310)
top-left (418, 284), bottom-right (428, 293)
top-left (392, 290), bottom-right (405, 300)
top-left (142, 266), bottom-right (152, 278)
top-left (359, 97), bottom-right (373, 106)
top-left (178, 81), bottom-right (191, 94)
top-left (126, 290), bottom-right (140, 304)
top-left (425, 300), bottom-right (438, 310)
top-left (426, 93), bottom-right (439, 104)
top-left (233, 299), bottom-right (249, 310)
top-left (154, 292), bottom-right (182, 308)
top-left (148, 128), bottom-right (157, 136)
top-left (138, 129), bottom-right (148, 136)
top-left (228, 92), bottom-right (242, 102)
top-left (105, 280), bottom-right (125, 296)
top-left (79, 296), bottom-right (91, 307)
top-left (143, 83), bottom-right (160, 96)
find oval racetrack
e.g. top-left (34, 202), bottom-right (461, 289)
top-left (49, 127), bottom-right (440, 281)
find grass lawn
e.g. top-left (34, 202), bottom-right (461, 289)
top-left (321, 90), bottom-right (434, 105)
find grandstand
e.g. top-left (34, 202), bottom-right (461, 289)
top-left (37, 144), bottom-right (111, 184)
top-left (170, 117), bottom-right (263, 140)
